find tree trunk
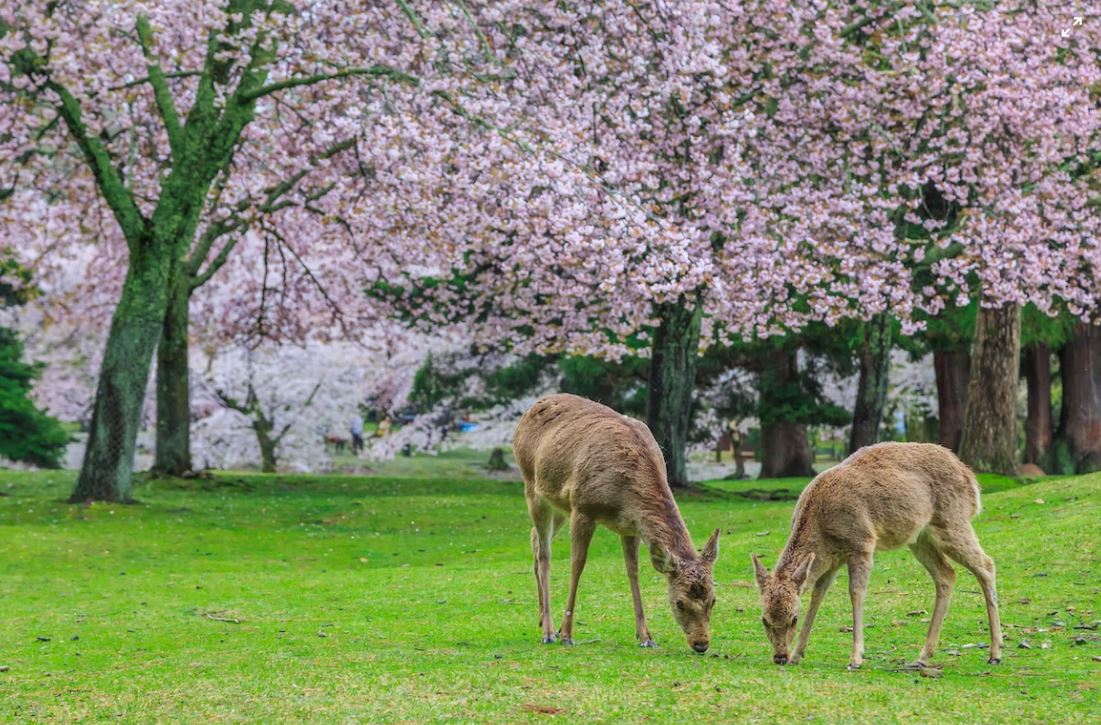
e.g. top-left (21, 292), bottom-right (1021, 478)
top-left (1022, 343), bottom-right (1053, 469)
top-left (153, 276), bottom-right (193, 476)
top-left (69, 249), bottom-right (170, 502)
top-left (732, 432), bottom-right (746, 479)
top-left (758, 347), bottom-right (815, 478)
top-left (1053, 322), bottom-right (1101, 474)
top-left (646, 298), bottom-right (703, 489)
top-left (848, 314), bottom-right (892, 454)
top-left (487, 447), bottom-right (508, 471)
top-left (255, 422), bottom-right (277, 473)
top-left (959, 303), bottom-right (1021, 475)
top-left (933, 349), bottom-right (970, 452)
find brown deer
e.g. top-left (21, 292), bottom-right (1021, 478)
top-left (751, 442), bottom-right (1002, 670)
top-left (514, 394), bottom-right (720, 652)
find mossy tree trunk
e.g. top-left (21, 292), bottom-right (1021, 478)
top-left (933, 349), bottom-right (970, 452)
top-left (153, 275), bottom-right (193, 476)
top-left (758, 347), bottom-right (815, 478)
top-left (848, 314), bottom-right (892, 454)
top-left (1022, 343), bottom-right (1053, 470)
top-left (646, 298), bottom-right (703, 489)
top-left (254, 417), bottom-right (278, 473)
top-left (1052, 323), bottom-right (1101, 474)
top-left (959, 304), bottom-right (1021, 475)
top-left (51, 10), bottom-right (279, 501)
top-left (70, 246), bottom-right (173, 502)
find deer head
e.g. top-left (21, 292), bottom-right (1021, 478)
top-left (752, 552), bottom-right (815, 664)
top-left (653, 528), bottom-right (720, 653)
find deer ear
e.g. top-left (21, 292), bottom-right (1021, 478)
top-left (751, 554), bottom-right (769, 590)
top-left (700, 528), bottom-right (720, 566)
top-left (650, 543), bottom-right (680, 575)
top-left (791, 553), bottom-right (816, 590)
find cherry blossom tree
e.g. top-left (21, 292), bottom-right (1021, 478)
top-left (5, 0), bottom-right (1099, 491)
top-left (371, 0), bottom-right (1101, 480)
top-left (0, 1), bottom-right (509, 500)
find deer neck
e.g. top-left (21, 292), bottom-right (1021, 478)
top-left (636, 489), bottom-right (697, 561)
top-left (775, 516), bottom-right (820, 577)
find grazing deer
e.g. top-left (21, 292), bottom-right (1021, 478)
top-left (514, 394), bottom-right (720, 652)
top-left (751, 442), bottom-right (1002, 670)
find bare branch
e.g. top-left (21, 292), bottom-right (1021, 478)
top-left (394, 0), bottom-right (430, 39)
top-left (135, 16), bottom-right (185, 158)
top-left (239, 64), bottom-right (419, 101)
top-left (187, 136), bottom-right (357, 285)
top-left (47, 81), bottom-right (146, 247)
top-left (190, 235), bottom-right (242, 289)
top-left (451, 0), bottom-right (497, 64)
top-left (107, 70), bottom-right (202, 92)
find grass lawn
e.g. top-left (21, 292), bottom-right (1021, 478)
top-left (1, 457), bottom-right (1099, 722)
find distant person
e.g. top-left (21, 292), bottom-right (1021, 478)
top-left (349, 413), bottom-right (364, 454)
top-left (377, 415), bottom-right (392, 438)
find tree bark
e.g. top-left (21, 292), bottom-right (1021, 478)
top-left (758, 347), bottom-right (815, 478)
top-left (959, 303), bottom-right (1021, 475)
top-left (732, 432), bottom-right (746, 479)
top-left (255, 420), bottom-right (277, 473)
top-left (646, 298), bottom-right (703, 489)
top-left (848, 314), bottom-right (892, 454)
top-left (1053, 322), bottom-right (1101, 474)
top-left (153, 276), bottom-right (193, 475)
top-left (487, 447), bottom-right (508, 471)
top-left (1022, 343), bottom-right (1053, 469)
top-left (69, 248), bottom-right (170, 502)
top-left (933, 349), bottom-right (970, 452)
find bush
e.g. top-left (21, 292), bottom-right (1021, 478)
top-left (0, 327), bottom-right (69, 468)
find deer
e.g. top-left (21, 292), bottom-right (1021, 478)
top-left (513, 393), bottom-right (720, 653)
top-left (751, 442), bottom-right (1003, 670)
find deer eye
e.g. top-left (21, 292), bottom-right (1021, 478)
top-left (791, 615), bottom-right (798, 627)
top-left (676, 600), bottom-right (685, 611)
top-left (761, 616), bottom-right (769, 628)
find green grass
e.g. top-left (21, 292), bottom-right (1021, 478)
top-left (1, 462), bottom-right (1099, 722)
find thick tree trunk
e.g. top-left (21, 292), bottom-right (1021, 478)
top-left (646, 298), bottom-right (703, 489)
top-left (848, 314), bottom-right (892, 454)
top-left (758, 347), bottom-right (815, 478)
top-left (1053, 323), bottom-right (1101, 474)
top-left (959, 304), bottom-right (1021, 475)
top-left (1022, 343), bottom-right (1053, 469)
top-left (153, 277), bottom-right (193, 476)
top-left (933, 349), bottom-right (970, 452)
top-left (70, 249), bottom-right (170, 502)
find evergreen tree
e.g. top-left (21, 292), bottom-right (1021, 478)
top-left (0, 260), bottom-right (69, 468)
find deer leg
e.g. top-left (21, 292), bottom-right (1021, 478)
top-left (622, 535), bottom-right (655, 647)
top-left (908, 531), bottom-right (956, 667)
top-left (558, 511), bottom-right (596, 645)
top-left (938, 523), bottom-right (1003, 664)
top-left (526, 494), bottom-right (557, 644)
top-left (846, 551), bottom-right (873, 670)
top-left (791, 565), bottom-right (839, 664)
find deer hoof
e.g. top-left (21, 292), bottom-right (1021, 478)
top-left (639, 639), bottom-right (658, 648)
top-left (541, 635), bottom-right (557, 645)
top-left (847, 662), bottom-right (862, 671)
top-left (987, 656), bottom-right (1002, 665)
top-left (560, 637), bottom-right (575, 646)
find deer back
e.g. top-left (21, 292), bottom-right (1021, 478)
top-left (791, 443), bottom-right (981, 552)
top-left (514, 394), bottom-right (670, 517)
